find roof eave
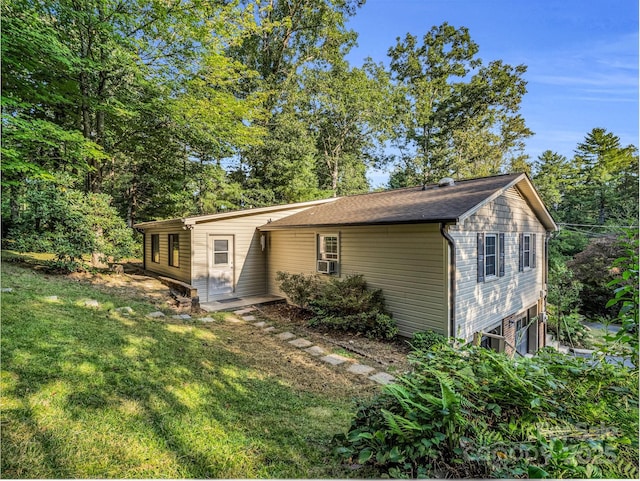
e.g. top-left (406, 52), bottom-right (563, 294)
top-left (258, 218), bottom-right (458, 231)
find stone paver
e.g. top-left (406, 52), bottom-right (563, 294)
top-left (242, 315), bottom-right (256, 321)
top-left (1, 288), bottom-right (13, 293)
top-left (147, 311), bottom-right (165, 318)
top-left (289, 338), bottom-right (313, 348)
top-left (115, 306), bottom-right (133, 315)
top-left (226, 317), bottom-right (244, 323)
top-left (320, 354), bottom-right (350, 366)
top-left (234, 308), bottom-right (255, 315)
top-left (263, 326), bottom-right (276, 333)
top-left (253, 321), bottom-right (268, 328)
top-left (84, 299), bottom-right (100, 308)
top-left (369, 372), bottom-right (396, 385)
top-left (200, 317), bottom-right (215, 322)
top-left (172, 314), bottom-right (191, 320)
top-left (44, 295), bottom-right (59, 302)
top-left (275, 331), bottom-right (296, 341)
top-left (304, 345), bottom-right (326, 356)
top-left (347, 363), bottom-right (376, 376)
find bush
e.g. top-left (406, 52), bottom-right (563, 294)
top-left (276, 272), bottom-right (398, 340)
top-left (547, 309), bottom-right (593, 349)
top-left (409, 330), bottom-right (447, 351)
top-left (275, 271), bottom-right (324, 309)
top-left (334, 344), bottom-right (638, 479)
top-left (568, 236), bottom-right (625, 318)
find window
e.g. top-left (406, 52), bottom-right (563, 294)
top-left (523, 234), bottom-right (531, 268)
top-left (485, 234), bottom-right (497, 277)
top-left (318, 234), bottom-right (339, 261)
top-left (519, 233), bottom-right (536, 271)
top-left (151, 234), bottom-right (160, 263)
top-left (477, 232), bottom-right (504, 282)
top-left (213, 239), bottom-right (229, 265)
top-left (168, 234), bottom-right (179, 267)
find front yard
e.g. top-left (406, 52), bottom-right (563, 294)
top-left (0, 259), bottom-right (381, 478)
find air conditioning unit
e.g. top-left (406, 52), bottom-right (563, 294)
top-left (317, 260), bottom-right (337, 274)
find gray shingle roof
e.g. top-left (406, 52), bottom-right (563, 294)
top-left (259, 173), bottom-right (526, 230)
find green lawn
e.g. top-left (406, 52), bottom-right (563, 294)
top-left (1, 260), bottom-right (374, 478)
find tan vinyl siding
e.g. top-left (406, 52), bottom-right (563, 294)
top-left (450, 187), bottom-right (546, 340)
top-left (267, 224), bottom-right (448, 338)
top-left (191, 207), bottom-right (319, 302)
top-left (143, 224), bottom-right (191, 284)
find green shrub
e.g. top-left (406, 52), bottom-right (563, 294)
top-left (275, 271), bottom-right (324, 309)
top-left (276, 272), bottom-right (398, 340)
top-left (547, 309), bottom-right (593, 349)
top-left (409, 330), bottom-right (447, 351)
top-left (334, 344), bottom-right (639, 479)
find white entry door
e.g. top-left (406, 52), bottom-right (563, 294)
top-left (208, 235), bottom-right (234, 297)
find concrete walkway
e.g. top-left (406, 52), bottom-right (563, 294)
top-left (200, 295), bottom-right (285, 312)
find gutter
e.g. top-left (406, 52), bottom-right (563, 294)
top-left (440, 223), bottom-right (456, 338)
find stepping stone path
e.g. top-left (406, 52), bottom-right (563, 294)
top-left (227, 311), bottom-right (396, 386)
top-left (369, 372), bottom-right (396, 385)
top-left (44, 295), bottom-right (59, 302)
top-left (172, 314), bottom-right (192, 320)
top-left (288, 338), bottom-right (313, 348)
top-left (275, 331), bottom-right (296, 341)
top-left (200, 317), bottom-right (215, 322)
top-left (347, 363), bottom-right (376, 376)
top-left (304, 345), bottom-right (326, 357)
top-left (115, 306), bottom-right (133, 315)
top-left (84, 299), bottom-right (100, 308)
top-left (234, 308), bottom-right (255, 316)
top-left (1, 288), bottom-right (13, 293)
top-left (146, 311), bottom-right (165, 318)
top-left (320, 354), bottom-right (350, 366)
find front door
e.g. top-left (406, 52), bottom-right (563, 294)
top-left (208, 235), bottom-right (234, 297)
top-left (516, 317), bottom-right (529, 355)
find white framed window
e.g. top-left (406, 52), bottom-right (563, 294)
top-left (318, 234), bottom-right (339, 261)
top-left (519, 233), bottom-right (536, 272)
top-left (485, 234), bottom-right (497, 278)
top-left (477, 232), bottom-right (504, 282)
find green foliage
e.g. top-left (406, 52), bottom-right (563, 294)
top-left (387, 22), bottom-right (532, 185)
top-left (276, 272), bottom-right (398, 340)
top-left (568, 236), bottom-right (626, 319)
top-left (603, 230), bottom-right (639, 368)
top-left (334, 344), bottom-right (639, 478)
top-left (8, 180), bottom-right (136, 271)
top-left (409, 330), bottom-right (447, 351)
top-left (275, 271), bottom-right (325, 309)
top-left (547, 310), bottom-right (593, 349)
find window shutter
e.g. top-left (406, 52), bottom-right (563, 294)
top-left (499, 233), bottom-right (505, 277)
top-left (518, 233), bottom-right (524, 272)
top-left (477, 233), bottom-right (485, 282)
top-left (532, 233), bottom-right (537, 268)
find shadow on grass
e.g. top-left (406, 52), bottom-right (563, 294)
top-left (1, 264), bottom-right (354, 478)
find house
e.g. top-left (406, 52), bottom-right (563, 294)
top-left (134, 173), bottom-right (558, 355)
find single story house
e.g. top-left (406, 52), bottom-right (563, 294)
top-left (134, 173), bottom-right (558, 355)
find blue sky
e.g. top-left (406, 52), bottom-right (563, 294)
top-left (344, 0), bottom-right (639, 186)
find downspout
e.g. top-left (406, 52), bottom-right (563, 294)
top-left (142, 231), bottom-right (146, 271)
top-left (440, 223), bottom-right (456, 338)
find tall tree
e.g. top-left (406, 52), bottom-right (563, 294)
top-left (303, 60), bottom-right (395, 196)
top-left (231, 0), bottom-right (365, 202)
top-left (532, 150), bottom-right (575, 217)
top-left (387, 23), bottom-right (532, 186)
top-left (567, 128), bottom-right (638, 225)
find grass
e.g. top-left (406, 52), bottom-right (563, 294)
top-left (1, 259), bottom-right (376, 478)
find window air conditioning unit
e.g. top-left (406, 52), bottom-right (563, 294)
top-left (317, 260), bottom-right (337, 274)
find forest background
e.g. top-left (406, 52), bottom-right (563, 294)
top-left (2, 0), bottom-right (638, 323)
